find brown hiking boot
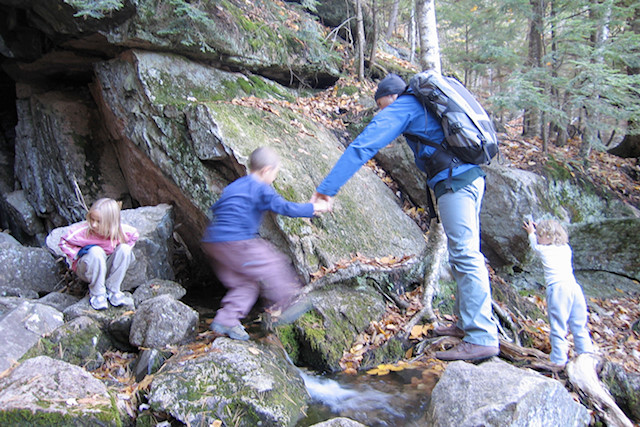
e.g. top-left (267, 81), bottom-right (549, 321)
top-left (435, 341), bottom-right (499, 361)
top-left (433, 324), bottom-right (465, 338)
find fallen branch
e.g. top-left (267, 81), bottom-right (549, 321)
top-left (567, 354), bottom-right (634, 427)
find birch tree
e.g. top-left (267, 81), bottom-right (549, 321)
top-left (415, 0), bottom-right (441, 72)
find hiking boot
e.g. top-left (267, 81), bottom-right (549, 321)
top-left (433, 324), bottom-right (465, 338)
top-left (90, 295), bottom-right (108, 310)
top-left (108, 291), bottom-right (133, 307)
top-left (435, 341), bottom-right (499, 361)
top-left (210, 322), bottom-right (250, 341)
top-left (272, 297), bottom-right (313, 327)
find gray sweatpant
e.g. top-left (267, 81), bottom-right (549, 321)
top-left (76, 244), bottom-right (135, 298)
top-left (202, 239), bottom-right (301, 327)
top-left (547, 281), bottom-right (594, 364)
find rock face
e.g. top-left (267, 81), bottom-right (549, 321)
top-left (129, 294), bottom-right (198, 348)
top-left (426, 359), bottom-right (591, 427)
top-left (0, 241), bottom-right (60, 295)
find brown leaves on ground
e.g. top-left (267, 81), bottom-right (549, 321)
top-left (310, 252), bottom-right (415, 282)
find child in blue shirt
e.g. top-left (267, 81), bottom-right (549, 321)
top-left (202, 146), bottom-right (328, 340)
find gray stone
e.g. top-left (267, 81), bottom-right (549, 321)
top-left (0, 241), bottom-right (61, 295)
top-left (129, 294), bottom-right (198, 348)
top-left (426, 359), bottom-right (590, 427)
top-left (0, 356), bottom-right (123, 425)
top-left (0, 301), bottom-right (64, 374)
top-left (148, 338), bottom-right (309, 426)
top-left (37, 291), bottom-right (80, 312)
top-left (132, 278), bottom-right (186, 306)
top-left (22, 315), bottom-right (112, 371)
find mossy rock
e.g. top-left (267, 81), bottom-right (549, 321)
top-left (147, 338), bottom-right (308, 426)
top-left (20, 316), bottom-right (113, 371)
top-left (281, 285), bottom-right (387, 372)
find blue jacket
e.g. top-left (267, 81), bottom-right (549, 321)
top-left (202, 174), bottom-right (314, 243)
top-left (316, 92), bottom-right (482, 197)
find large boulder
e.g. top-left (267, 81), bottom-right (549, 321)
top-left (481, 164), bottom-right (640, 296)
top-left (91, 49), bottom-right (428, 282)
top-left (148, 338), bottom-right (309, 426)
top-left (426, 359), bottom-right (590, 426)
top-left (1, 0), bottom-right (340, 87)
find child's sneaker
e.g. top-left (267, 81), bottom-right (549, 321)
top-left (108, 291), bottom-right (133, 307)
top-left (90, 295), bottom-right (109, 310)
top-left (210, 322), bottom-right (250, 341)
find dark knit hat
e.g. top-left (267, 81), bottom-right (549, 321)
top-left (374, 74), bottom-right (406, 101)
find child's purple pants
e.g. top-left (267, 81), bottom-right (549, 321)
top-left (202, 238), bottom-right (301, 327)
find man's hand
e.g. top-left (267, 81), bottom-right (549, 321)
top-left (310, 191), bottom-right (333, 212)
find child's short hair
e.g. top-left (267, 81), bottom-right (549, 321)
top-left (249, 147), bottom-right (280, 172)
top-left (536, 219), bottom-right (569, 245)
top-left (87, 198), bottom-right (126, 244)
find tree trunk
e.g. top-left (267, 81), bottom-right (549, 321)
top-left (356, 0), bottom-right (366, 81)
top-left (368, 0), bottom-right (378, 77)
top-left (409, 4), bottom-right (416, 63)
top-left (522, 0), bottom-right (544, 138)
top-left (415, 0), bottom-right (441, 73)
top-left (385, 0), bottom-right (400, 40)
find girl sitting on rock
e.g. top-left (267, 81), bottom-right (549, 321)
top-left (59, 198), bottom-right (138, 310)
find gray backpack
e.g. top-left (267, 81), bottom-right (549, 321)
top-left (408, 70), bottom-right (499, 165)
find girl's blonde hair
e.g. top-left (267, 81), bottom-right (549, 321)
top-left (86, 198), bottom-right (126, 244)
top-left (536, 219), bottom-right (569, 245)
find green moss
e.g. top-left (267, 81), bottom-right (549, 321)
top-left (275, 324), bottom-right (300, 362)
top-left (0, 407), bottom-right (118, 426)
top-left (433, 279), bottom-right (457, 317)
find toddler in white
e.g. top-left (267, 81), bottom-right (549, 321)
top-left (523, 218), bottom-right (594, 367)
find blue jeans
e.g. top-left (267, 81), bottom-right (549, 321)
top-left (438, 177), bottom-right (499, 347)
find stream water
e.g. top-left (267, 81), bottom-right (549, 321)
top-left (296, 367), bottom-right (434, 426)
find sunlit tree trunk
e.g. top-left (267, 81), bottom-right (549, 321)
top-left (415, 0), bottom-right (441, 72)
top-left (385, 0), bottom-right (400, 39)
top-left (356, 0), bottom-right (366, 81)
top-left (409, 4), bottom-right (416, 63)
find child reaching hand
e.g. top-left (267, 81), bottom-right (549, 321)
top-left (202, 146), bottom-right (329, 341)
top-left (59, 198), bottom-right (138, 310)
top-left (523, 218), bottom-right (594, 368)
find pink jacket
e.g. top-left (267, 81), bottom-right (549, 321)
top-left (59, 222), bottom-right (139, 271)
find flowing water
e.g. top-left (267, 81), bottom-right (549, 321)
top-left (296, 367), bottom-right (435, 426)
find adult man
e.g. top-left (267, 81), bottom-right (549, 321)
top-left (310, 73), bottom-right (499, 361)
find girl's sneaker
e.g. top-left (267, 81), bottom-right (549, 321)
top-left (90, 295), bottom-right (109, 310)
top-left (108, 291), bottom-right (134, 307)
